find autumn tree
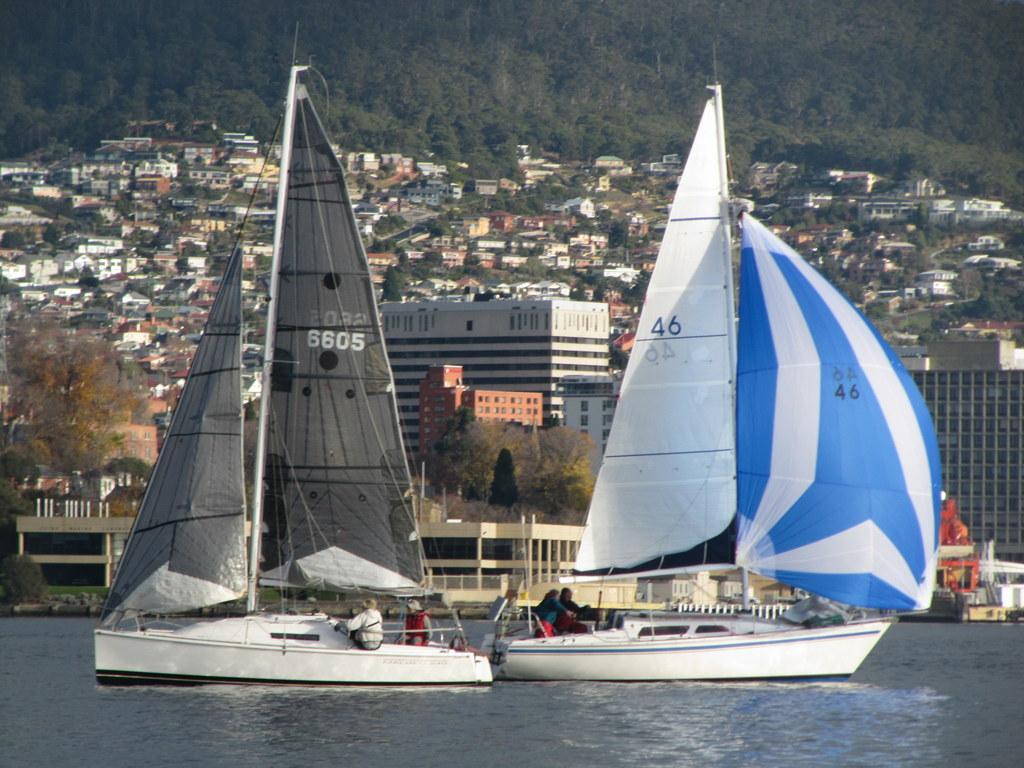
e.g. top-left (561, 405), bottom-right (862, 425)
top-left (428, 415), bottom-right (534, 501)
top-left (425, 407), bottom-right (477, 493)
top-left (519, 427), bottom-right (595, 516)
top-left (425, 408), bottom-right (595, 515)
top-left (9, 323), bottom-right (142, 473)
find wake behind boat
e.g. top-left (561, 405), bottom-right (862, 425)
top-left (94, 65), bottom-right (491, 686)
top-left (492, 85), bottom-right (940, 682)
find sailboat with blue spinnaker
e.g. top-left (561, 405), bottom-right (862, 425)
top-left (493, 86), bottom-right (940, 682)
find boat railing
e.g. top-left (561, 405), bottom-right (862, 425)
top-left (377, 620), bottom-right (471, 649)
top-left (676, 602), bottom-right (789, 620)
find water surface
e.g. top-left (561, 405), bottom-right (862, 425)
top-left (2, 619), bottom-right (1021, 767)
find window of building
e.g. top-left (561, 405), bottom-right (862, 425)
top-left (422, 537), bottom-right (477, 559)
top-left (39, 563), bottom-right (105, 587)
top-left (466, 320), bottom-right (473, 331)
top-left (482, 539), bottom-right (516, 560)
top-left (23, 533), bottom-right (103, 556)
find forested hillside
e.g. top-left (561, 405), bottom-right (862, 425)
top-left (2, 0), bottom-right (1023, 199)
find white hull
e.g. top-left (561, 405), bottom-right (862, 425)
top-left (495, 616), bottom-right (891, 682)
top-left (95, 614), bottom-right (492, 686)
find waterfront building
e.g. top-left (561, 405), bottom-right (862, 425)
top-left (906, 339), bottom-right (1024, 562)
top-left (18, 503), bottom-right (775, 606)
top-left (418, 515), bottom-right (782, 606)
top-left (419, 517), bottom-right (583, 602)
top-left (382, 298), bottom-right (609, 453)
top-left (16, 500), bottom-right (131, 587)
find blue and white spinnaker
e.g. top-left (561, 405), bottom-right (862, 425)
top-left (735, 214), bottom-right (941, 610)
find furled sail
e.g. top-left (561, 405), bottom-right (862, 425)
top-left (259, 74), bottom-right (422, 593)
top-left (101, 248), bottom-right (247, 619)
top-left (735, 214), bottom-right (941, 610)
top-left (574, 93), bottom-right (737, 576)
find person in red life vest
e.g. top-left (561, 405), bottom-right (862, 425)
top-left (404, 599), bottom-right (432, 645)
top-left (555, 588), bottom-right (588, 634)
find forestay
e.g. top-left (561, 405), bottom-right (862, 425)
top-left (259, 74), bottom-right (422, 593)
top-left (735, 214), bottom-right (941, 610)
top-left (574, 93), bottom-right (737, 576)
top-left (101, 248), bottom-right (247, 618)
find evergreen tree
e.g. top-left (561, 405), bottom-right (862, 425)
top-left (382, 265), bottom-right (404, 302)
top-left (489, 448), bottom-right (518, 509)
top-left (1, 554), bottom-right (48, 603)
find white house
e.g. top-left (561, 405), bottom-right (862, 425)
top-left (967, 235), bottom-right (1005, 251)
top-left (72, 236), bottom-right (124, 257)
top-left (121, 292), bottom-right (151, 311)
top-left (914, 270), bottom-right (958, 298)
top-left (25, 256), bottom-right (60, 283)
top-left (603, 265), bottom-right (640, 284)
top-left (0, 262), bottom-right (27, 280)
top-left (565, 197), bottom-right (596, 219)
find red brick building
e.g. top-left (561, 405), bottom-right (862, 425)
top-left (418, 365), bottom-right (544, 456)
top-left (112, 421), bottom-right (159, 463)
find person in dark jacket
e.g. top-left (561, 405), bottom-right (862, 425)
top-left (555, 588), bottom-right (588, 634)
top-left (560, 587), bottom-right (582, 613)
top-left (532, 589), bottom-right (568, 636)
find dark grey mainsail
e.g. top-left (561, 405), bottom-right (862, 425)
top-left (101, 249), bottom-right (246, 619)
top-left (259, 73), bottom-right (422, 593)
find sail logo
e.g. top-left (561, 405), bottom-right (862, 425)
top-left (308, 329), bottom-right (365, 351)
top-left (309, 309), bottom-right (370, 326)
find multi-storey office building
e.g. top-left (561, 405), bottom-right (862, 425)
top-left (557, 374), bottom-right (619, 473)
top-left (382, 298), bottom-right (609, 453)
top-left (907, 340), bottom-right (1024, 562)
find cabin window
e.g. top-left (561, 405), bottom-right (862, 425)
top-left (694, 625), bottom-right (730, 634)
top-left (269, 633), bottom-right (321, 641)
top-left (638, 625), bottom-right (690, 637)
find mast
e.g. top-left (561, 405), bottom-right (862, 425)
top-left (709, 84), bottom-right (746, 608)
top-left (248, 64), bottom-right (305, 613)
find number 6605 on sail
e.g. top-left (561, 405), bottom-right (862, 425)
top-left (307, 329), bottom-right (365, 351)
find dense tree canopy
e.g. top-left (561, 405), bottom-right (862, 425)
top-left (1, 1), bottom-right (1023, 199)
top-left (8, 323), bottom-right (142, 473)
top-left (428, 413), bottom-right (593, 515)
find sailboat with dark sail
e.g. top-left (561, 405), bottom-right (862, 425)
top-left (94, 65), bottom-right (492, 685)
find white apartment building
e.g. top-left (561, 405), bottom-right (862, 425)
top-left (382, 298), bottom-right (610, 453)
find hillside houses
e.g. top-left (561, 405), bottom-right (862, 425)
top-left (2, 116), bottom-right (1023, 474)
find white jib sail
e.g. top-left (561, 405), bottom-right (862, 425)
top-left (575, 95), bottom-right (736, 573)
